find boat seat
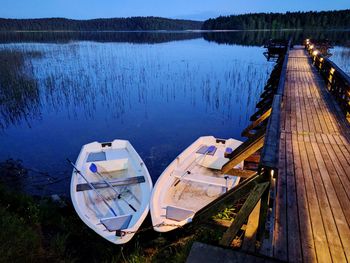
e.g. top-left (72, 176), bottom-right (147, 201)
top-left (172, 170), bottom-right (239, 188)
top-left (105, 149), bottom-right (129, 161)
top-left (100, 214), bottom-right (132, 232)
top-left (86, 159), bottom-right (128, 173)
top-left (87, 152), bottom-right (106, 162)
top-left (166, 206), bottom-right (194, 222)
top-left (76, 176), bottom-right (145, 191)
top-left (86, 149), bottom-right (129, 172)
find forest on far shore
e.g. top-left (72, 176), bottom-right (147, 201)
top-left (0, 16), bottom-right (203, 31)
top-left (0, 9), bottom-right (349, 31)
top-left (202, 9), bottom-right (350, 30)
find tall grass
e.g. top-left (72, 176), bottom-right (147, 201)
top-left (0, 49), bottom-right (40, 129)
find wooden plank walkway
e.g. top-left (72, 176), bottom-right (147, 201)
top-left (272, 46), bottom-right (350, 262)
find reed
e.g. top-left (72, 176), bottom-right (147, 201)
top-left (0, 49), bottom-right (40, 129)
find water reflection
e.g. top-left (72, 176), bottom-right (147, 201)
top-left (0, 31), bottom-right (201, 44)
top-left (203, 30), bottom-right (350, 47)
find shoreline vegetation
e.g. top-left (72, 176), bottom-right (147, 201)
top-left (0, 159), bottom-right (244, 263)
top-left (0, 9), bottom-right (349, 31)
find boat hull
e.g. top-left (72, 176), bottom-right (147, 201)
top-left (150, 136), bottom-right (242, 232)
top-left (70, 139), bottom-right (152, 244)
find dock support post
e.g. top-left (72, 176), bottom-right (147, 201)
top-left (219, 182), bottom-right (270, 247)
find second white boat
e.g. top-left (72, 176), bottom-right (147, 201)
top-left (150, 136), bottom-right (243, 232)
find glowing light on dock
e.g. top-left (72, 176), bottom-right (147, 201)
top-left (330, 68), bottom-right (335, 74)
top-left (312, 50), bottom-right (319, 56)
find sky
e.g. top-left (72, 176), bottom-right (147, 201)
top-left (1, 0), bottom-right (349, 20)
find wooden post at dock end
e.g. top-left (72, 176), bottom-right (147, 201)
top-left (255, 177), bottom-right (271, 250)
top-left (219, 182), bottom-right (270, 247)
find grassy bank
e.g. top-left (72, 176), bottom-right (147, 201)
top-left (0, 160), bottom-right (240, 263)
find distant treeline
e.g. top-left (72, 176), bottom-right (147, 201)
top-left (0, 17), bottom-right (203, 31)
top-left (202, 10), bottom-right (350, 30)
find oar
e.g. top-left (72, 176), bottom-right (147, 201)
top-left (89, 163), bottom-right (137, 212)
top-left (67, 159), bottom-right (117, 216)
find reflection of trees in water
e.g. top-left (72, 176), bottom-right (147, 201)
top-left (0, 31), bottom-right (201, 44)
top-left (0, 42), bottom-right (272, 128)
top-left (0, 49), bottom-right (40, 129)
top-left (202, 30), bottom-right (350, 47)
top-left (0, 30), bottom-right (349, 48)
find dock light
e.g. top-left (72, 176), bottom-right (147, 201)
top-left (312, 50), bottom-right (319, 56)
top-left (309, 45), bottom-right (314, 50)
top-left (320, 57), bottom-right (324, 62)
top-left (306, 39), bottom-right (310, 44)
top-left (330, 68), bottom-right (335, 74)
top-left (270, 169), bottom-right (275, 177)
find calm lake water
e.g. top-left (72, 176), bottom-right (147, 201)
top-left (0, 31), bottom-right (349, 195)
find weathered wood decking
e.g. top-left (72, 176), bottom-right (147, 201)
top-left (272, 46), bottom-right (350, 262)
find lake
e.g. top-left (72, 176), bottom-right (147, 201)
top-left (0, 30), bottom-right (349, 195)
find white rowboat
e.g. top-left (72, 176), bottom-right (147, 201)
top-left (150, 136), bottom-right (242, 232)
top-left (70, 139), bottom-right (152, 244)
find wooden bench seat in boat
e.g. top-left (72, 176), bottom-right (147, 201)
top-left (172, 170), bottom-right (239, 188)
top-left (86, 150), bottom-right (129, 172)
top-left (76, 176), bottom-right (145, 191)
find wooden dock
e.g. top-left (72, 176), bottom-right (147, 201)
top-left (187, 42), bottom-right (350, 263)
top-left (272, 46), bottom-right (350, 262)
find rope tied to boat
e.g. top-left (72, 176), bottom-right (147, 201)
top-left (116, 222), bottom-right (184, 237)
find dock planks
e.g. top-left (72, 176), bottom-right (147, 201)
top-left (271, 47), bottom-right (350, 262)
